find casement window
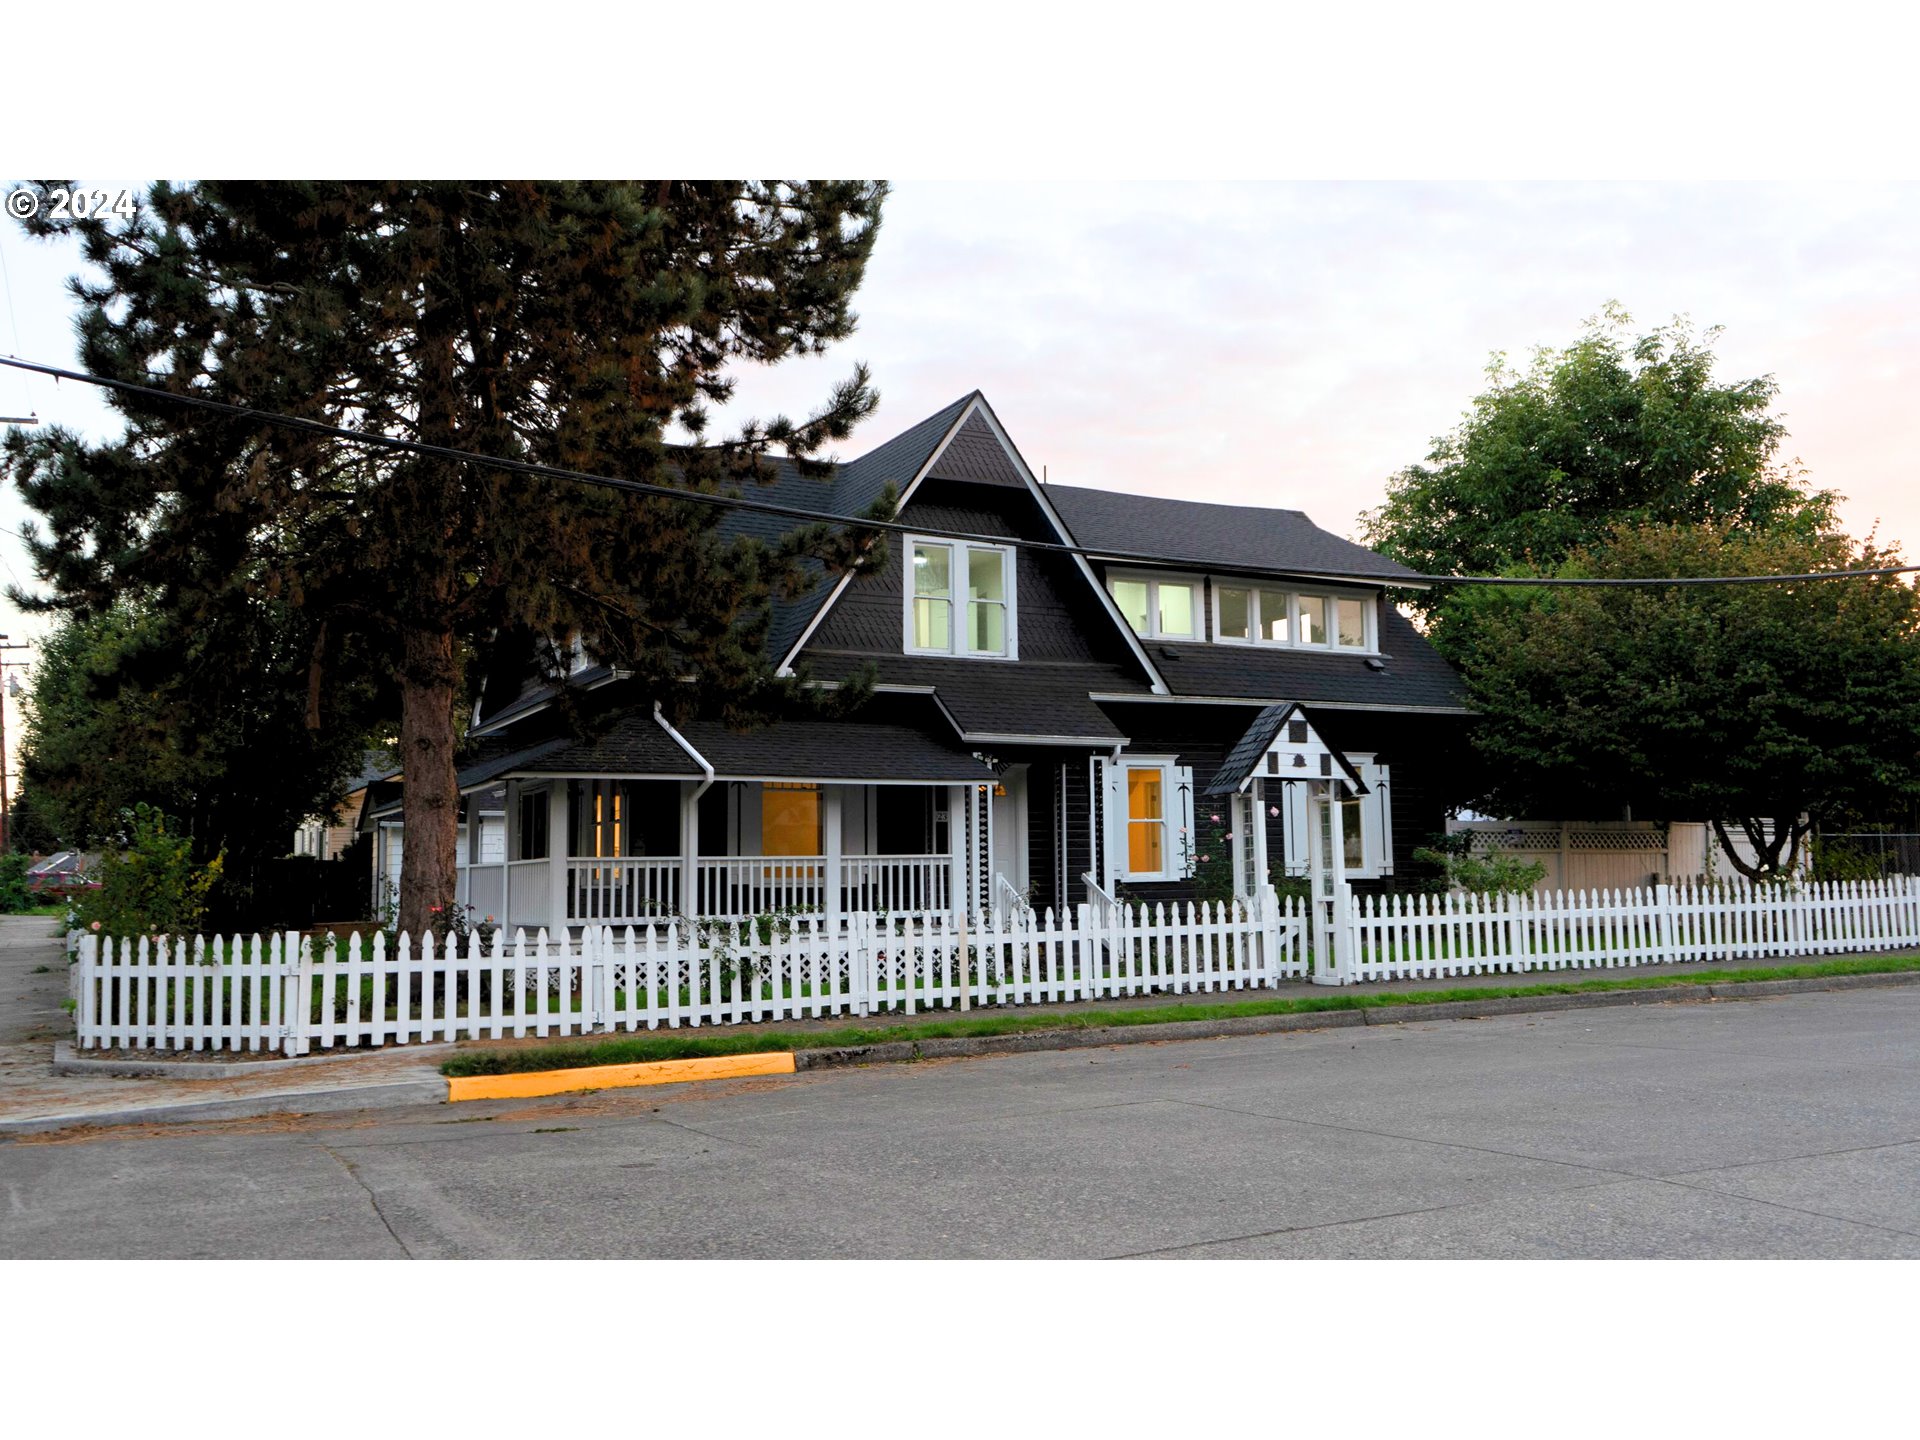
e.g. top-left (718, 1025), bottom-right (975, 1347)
top-left (1108, 573), bottom-right (1200, 641)
top-left (906, 537), bottom-right (1015, 658)
top-left (1279, 756), bottom-right (1394, 879)
top-left (1096, 756), bottom-right (1197, 883)
top-left (1212, 585), bottom-right (1376, 652)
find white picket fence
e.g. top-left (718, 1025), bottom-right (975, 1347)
top-left (66, 876), bottom-right (1920, 1055)
top-left (1343, 876), bottom-right (1920, 983)
top-left (69, 891), bottom-right (1304, 1055)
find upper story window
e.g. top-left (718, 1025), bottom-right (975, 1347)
top-left (1107, 573), bottom-right (1199, 640)
top-left (906, 537), bottom-right (1016, 658)
top-left (1213, 583), bottom-right (1374, 653)
top-left (1107, 569), bottom-right (1378, 652)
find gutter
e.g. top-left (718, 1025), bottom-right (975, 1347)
top-left (654, 703), bottom-right (716, 800)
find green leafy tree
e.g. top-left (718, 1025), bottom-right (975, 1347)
top-left (6, 181), bottom-right (891, 934)
top-left (1454, 525), bottom-right (1920, 879)
top-left (0, 851), bottom-right (33, 912)
top-left (1361, 305), bottom-right (1838, 653)
top-left (13, 600), bottom-right (380, 923)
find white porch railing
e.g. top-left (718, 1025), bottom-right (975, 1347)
top-left (842, 854), bottom-right (951, 914)
top-left (566, 857), bottom-right (681, 923)
top-left (680, 854), bottom-right (949, 921)
top-left (694, 856), bottom-right (826, 917)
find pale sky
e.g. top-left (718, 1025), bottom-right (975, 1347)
top-left (4, 180), bottom-right (1917, 666)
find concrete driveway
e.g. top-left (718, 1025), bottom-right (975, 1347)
top-left (4, 982), bottom-right (1919, 1258)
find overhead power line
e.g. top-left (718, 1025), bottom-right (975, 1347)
top-left (2, 353), bottom-right (1915, 591)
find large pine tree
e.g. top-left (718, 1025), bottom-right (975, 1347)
top-left (5, 181), bottom-right (891, 933)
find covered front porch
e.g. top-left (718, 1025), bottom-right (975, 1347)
top-left (466, 775), bottom-right (1003, 933)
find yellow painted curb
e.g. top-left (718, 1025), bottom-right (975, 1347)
top-left (447, 1051), bottom-right (797, 1103)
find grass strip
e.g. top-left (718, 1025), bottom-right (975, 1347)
top-left (437, 953), bottom-right (1920, 1077)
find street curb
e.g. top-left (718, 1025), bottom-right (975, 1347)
top-left (8, 968), bottom-right (1918, 1135)
top-left (797, 969), bottom-right (1920, 1067)
top-left (51, 1039), bottom-right (459, 1079)
top-left (0, 1079), bottom-right (446, 1137)
top-left (796, 1007), bottom-right (1369, 1069)
top-left (447, 1050), bottom-right (797, 1102)
top-left (1707, 971), bottom-right (1920, 999)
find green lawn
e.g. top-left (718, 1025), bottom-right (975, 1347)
top-left (437, 953), bottom-right (1920, 1076)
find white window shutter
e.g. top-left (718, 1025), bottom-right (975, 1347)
top-left (1091, 757), bottom-right (1120, 888)
top-left (1282, 782), bottom-right (1308, 876)
top-left (1176, 765), bottom-right (1196, 878)
top-left (1372, 763), bottom-right (1394, 876)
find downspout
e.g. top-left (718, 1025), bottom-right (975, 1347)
top-left (655, 703), bottom-right (714, 800)
top-left (656, 704), bottom-right (714, 922)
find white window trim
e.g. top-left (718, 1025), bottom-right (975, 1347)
top-left (1106, 571), bottom-right (1202, 641)
top-left (1279, 755), bottom-right (1393, 879)
top-left (1210, 581), bottom-right (1378, 654)
top-left (1113, 755), bottom-right (1196, 883)
top-left (903, 535), bottom-right (1018, 660)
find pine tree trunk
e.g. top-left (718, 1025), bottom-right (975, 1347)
top-left (397, 617), bottom-right (460, 938)
top-left (396, 286), bottom-right (466, 941)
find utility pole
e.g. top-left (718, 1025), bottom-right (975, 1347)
top-left (0, 635), bottom-right (33, 853)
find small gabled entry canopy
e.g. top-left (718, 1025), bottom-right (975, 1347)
top-left (1206, 702), bottom-right (1368, 796)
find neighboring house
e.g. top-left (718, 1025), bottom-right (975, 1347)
top-left (373, 392), bottom-right (1471, 933)
top-left (293, 752), bottom-right (396, 862)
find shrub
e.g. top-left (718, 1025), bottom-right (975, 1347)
top-left (1411, 832), bottom-right (1546, 895)
top-left (1184, 809), bottom-right (1237, 904)
top-left (1810, 834), bottom-right (1885, 883)
top-left (75, 804), bottom-right (224, 937)
top-left (0, 852), bottom-right (34, 913)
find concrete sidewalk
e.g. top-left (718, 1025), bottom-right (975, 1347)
top-left (3, 909), bottom-right (1915, 1136)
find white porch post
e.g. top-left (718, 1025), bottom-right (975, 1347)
top-left (946, 784), bottom-right (967, 918)
top-left (824, 785), bottom-right (844, 929)
top-left (502, 780), bottom-right (519, 929)
top-left (1229, 793), bottom-right (1246, 903)
top-left (1251, 779), bottom-right (1270, 897)
top-left (548, 784), bottom-right (568, 937)
top-left (1307, 782), bottom-right (1339, 985)
top-left (679, 781), bottom-right (700, 920)
top-left (1326, 780), bottom-right (1353, 985)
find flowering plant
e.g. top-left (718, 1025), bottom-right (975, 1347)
top-left (1184, 809), bottom-right (1237, 903)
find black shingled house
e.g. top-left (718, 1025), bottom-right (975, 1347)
top-left (378, 393), bottom-right (1471, 933)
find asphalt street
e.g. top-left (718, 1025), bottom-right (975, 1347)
top-left (4, 983), bottom-right (1919, 1258)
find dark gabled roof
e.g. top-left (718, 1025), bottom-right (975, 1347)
top-left (468, 395), bottom-right (982, 732)
top-left (450, 683), bottom-right (996, 785)
top-left (476, 664), bottom-right (617, 734)
top-left (726, 393), bottom-right (979, 663)
top-left (1134, 609), bottom-right (1468, 710)
top-left (676, 716), bottom-right (993, 781)
top-left (924, 411), bottom-right (1025, 486)
top-left (802, 654), bottom-right (1139, 745)
top-left (456, 734), bottom-right (578, 789)
top-left (1044, 484), bottom-right (1422, 582)
top-left (480, 712), bottom-right (991, 783)
top-left (1205, 703), bottom-right (1365, 796)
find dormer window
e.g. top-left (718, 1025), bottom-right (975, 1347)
top-left (1107, 573), bottom-right (1199, 640)
top-left (1213, 584), bottom-right (1376, 652)
top-left (906, 537), bottom-right (1016, 658)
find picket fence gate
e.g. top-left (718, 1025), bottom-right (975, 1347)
top-left (69, 890), bottom-right (1305, 1055)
